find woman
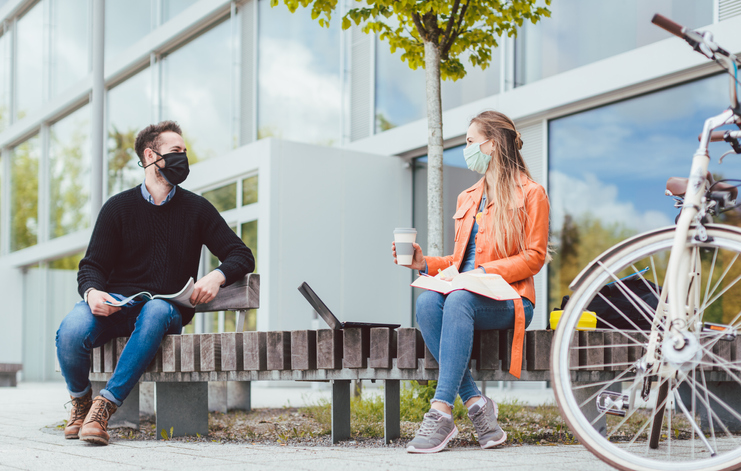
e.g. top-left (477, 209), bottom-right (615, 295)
top-left (392, 110), bottom-right (550, 453)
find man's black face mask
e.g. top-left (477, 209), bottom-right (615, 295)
top-left (140, 150), bottom-right (190, 186)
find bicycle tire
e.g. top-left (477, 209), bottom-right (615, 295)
top-left (551, 224), bottom-right (741, 471)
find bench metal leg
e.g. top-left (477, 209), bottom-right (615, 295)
top-left (156, 382), bottom-right (208, 438)
top-left (92, 381), bottom-right (140, 429)
top-left (228, 381), bottom-right (251, 411)
top-left (331, 380), bottom-right (351, 443)
top-left (573, 382), bottom-right (606, 437)
top-left (384, 380), bottom-right (400, 444)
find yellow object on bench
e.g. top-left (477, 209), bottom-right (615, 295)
top-left (550, 310), bottom-right (597, 331)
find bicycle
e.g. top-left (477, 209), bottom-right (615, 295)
top-left (550, 14), bottom-right (741, 471)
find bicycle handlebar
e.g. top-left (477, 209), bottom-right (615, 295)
top-left (651, 14), bottom-right (684, 38)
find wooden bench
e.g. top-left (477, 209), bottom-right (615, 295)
top-left (73, 277), bottom-right (741, 442)
top-left (0, 363), bottom-right (22, 387)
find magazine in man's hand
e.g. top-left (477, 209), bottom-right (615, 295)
top-left (104, 278), bottom-right (196, 308)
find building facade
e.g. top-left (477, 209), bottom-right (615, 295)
top-left (0, 0), bottom-right (740, 381)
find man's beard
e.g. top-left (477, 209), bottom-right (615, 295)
top-left (154, 166), bottom-right (173, 188)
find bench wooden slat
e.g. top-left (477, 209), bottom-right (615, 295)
top-left (104, 341), bottom-right (116, 373)
top-left (200, 333), bottom-right (221, 372)
top-left (317, 330), bottom-right (342, 369)
top-left (180, 334), bottom-right (201, 372)
top-left (423, 345), bottom-right (438, 370)
top-left (604, 332), bottom-right (628, 372)
top-left (291, 330), bottom-right (317, 370)
top-left (369, 328), bottom-right (396, 369)
top-left (221, 333), bottom-right (243, 371)
top-left (343, 328), bottom-right (369, 369)
top-left (93, 347), bottom-right (103, 373)
top-left (195, 274), bottom-right (260, 312)
top-left (267, 331), bottom-right (291, 370)
top-left (243, 331), bottom-right (267, 370)
top-left (162, 335), bottom-right (181, 372)
top-left (579, 331), bottom-right (604, 371)
top-left (526, 330), bottom-right (551, 371)
top-left (396, 328), bottom-right (421, 369)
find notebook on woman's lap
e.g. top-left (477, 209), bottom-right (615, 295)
top-left (298, 282), bottom-right (401, 330)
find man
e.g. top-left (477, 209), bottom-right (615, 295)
top-left (56, 121), bottom-right (254, 446)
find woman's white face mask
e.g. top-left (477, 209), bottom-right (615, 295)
top-left (463, 140), bottom-right (491, 174)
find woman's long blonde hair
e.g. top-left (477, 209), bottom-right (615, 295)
top-left (470, 110), bottom-right (532, 259)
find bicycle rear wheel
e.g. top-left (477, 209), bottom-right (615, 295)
top-left (551, 224), bottom-right (741, 471)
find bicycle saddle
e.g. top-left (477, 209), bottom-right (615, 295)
top-left (665, 172), bottom-right (738, 200)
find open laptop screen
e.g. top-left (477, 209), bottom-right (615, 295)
top-left (298, 282), bottom-right (343, 330)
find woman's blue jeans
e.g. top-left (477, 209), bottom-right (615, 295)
top-left (416, 290), bottom-right (534, 408)
top-left (56, 298), bottom-right (182, 406)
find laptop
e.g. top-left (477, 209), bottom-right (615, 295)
top-left (298, 282), bottom-right (401, 330)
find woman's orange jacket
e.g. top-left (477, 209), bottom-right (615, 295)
top-left (424, 176), bottom-right (550, 307)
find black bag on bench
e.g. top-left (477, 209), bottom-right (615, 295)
top-left (561, 278), bottom-right (660, 331)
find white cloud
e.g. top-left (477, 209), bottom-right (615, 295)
top-left (550, 170), bottom-right (673, 234)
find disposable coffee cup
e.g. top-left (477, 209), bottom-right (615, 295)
top-left (394, 228), bottom-right (417, 266)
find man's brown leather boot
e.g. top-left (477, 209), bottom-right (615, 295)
top-left (79, 396), bottom-right (118, 445)
top-left (64, 390), bottom-right (93, 439)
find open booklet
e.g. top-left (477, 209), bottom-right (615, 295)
top-left (411, 267), bottom-right (520, 301)
top-left (104, 277), bottom-right (196, 308)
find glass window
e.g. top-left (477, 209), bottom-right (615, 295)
top-left (440, 50), bottom-right (501, 112)
top-left (0, 31), bottom-right (9, 132)
top-left (242, 175), bottom-right (257, 205)
top-left (241, 220), bottom-right (257, 268)
top-left (257, 0), bottom-right (341, 144)
top-left (51, 0), bottom-right (89, 97)
top-left (516, 0), bottom-right (714, 86)
top-left (10, 135), bottom-right (40, 251)
top-left (547, 74), bottom-right (740, 311)
top-left (107, 68), bottom-right (152, 196)
top-left (375, 41), bottom-right (425, 133)
top-left (105, 0), bottom-right (151, 60)
top-left (49, 105), bottom-right (91, 239)
top-left (203, 182), bottom-right (237, 212)
top-left (161, 19), bottom-right (232, 161)
top-left (16, 2), bottom-right (44, 120)
top-left (162, 0), bottom-right (199, 23)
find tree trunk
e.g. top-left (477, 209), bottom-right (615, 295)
top-left (424, 40), bottom-right (444, 257)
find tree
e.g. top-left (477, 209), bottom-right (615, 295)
top-left (272, 0), bottom-right (550, 255)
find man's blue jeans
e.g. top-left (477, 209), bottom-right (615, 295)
top-left (55, 298), bottom-right (182, 406)
top-left (416, 290), bottom-right (534, 407)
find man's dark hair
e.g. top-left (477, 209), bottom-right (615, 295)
top-left (134, 120), bottom-right (183, 163)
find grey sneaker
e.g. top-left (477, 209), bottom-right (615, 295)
top-left (406, 409), bottom-right (459, 453)
top-left (468, 396), bottom-right (506, 449)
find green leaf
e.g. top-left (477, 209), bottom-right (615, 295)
top-left (169, 426), bottom-right (174, 439)
top-left (160, 429), bottom-right (168, 440)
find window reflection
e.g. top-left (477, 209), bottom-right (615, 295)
top-left (203, 183), bottom-right (237, 212)
top-left (162, 0), bottom-right (199, 23)
top-left (16, 3), bottom-right (43, 120)
top-left (162, 19), bottom-right (232, 161)
top-left (51, 0), bottom-right (89, 97)
top-left (375, 39), bottom-right (501, 132)
top-left (0, 32), bottom-right (8, 131)
top-left (11, 135), bottom-right (40, 251)
top-left (257, 0), bottom-right (340, 145)
top-left (548, 74), bottom-right (741, 310)
top-left (105, 0), bottom-right (151, 60)
top-left (107, 68), bottom-right (151, 196)
top-left (50, 105), bottom-right (91, 239)
top-left (241, 220), bottom-right (257, 269)
top-left (242, 175), bottom-right (258, 205)
top-left (516, 0), bottom-right (713, 86)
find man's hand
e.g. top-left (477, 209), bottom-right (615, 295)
top-left (87, 290), bottom-right (122, 317)
top-left (191, 270), bottom-right (226, 306)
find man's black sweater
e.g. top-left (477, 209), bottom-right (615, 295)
top-left (77, 185), bottom-right (255, 325)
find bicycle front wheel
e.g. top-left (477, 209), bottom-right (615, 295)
top-left (552, 224), bottom-right (741, 471)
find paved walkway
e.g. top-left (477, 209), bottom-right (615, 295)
top-left (0, 382), bottom-right (616, 471)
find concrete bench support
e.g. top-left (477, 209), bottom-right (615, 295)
top-left (92, 381), bottom-right (140, 429)
top-left (572, 382), bottom-right (607, 437)
top-left (383, 380), bottom-right (400, 444)
top-left (0, 364), bottom-right (22, 387)
top-left (156, 382), bottom-right (208, 438)
top-left (331, 380), bottom-right (351, 443)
